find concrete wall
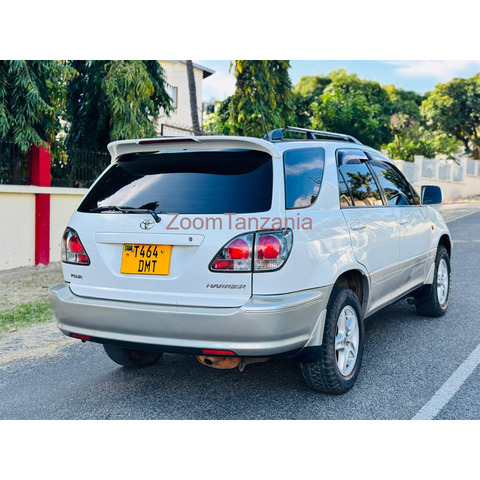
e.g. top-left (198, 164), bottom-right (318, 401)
top-left (0, 186), bottom-right (87, 271)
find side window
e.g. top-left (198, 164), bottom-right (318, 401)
top-left (367, 151), bottom-right (420, 205)
top-left (338, 171), bottom-right (353, 207)
top-left (284, 148), bottom-right (325, 209)
top-left (336, 149), bottom-right (383, 207)
top-left (369, 160), bottom-right (416, 206)
top-left (339, 163), bottom-right (383, 206)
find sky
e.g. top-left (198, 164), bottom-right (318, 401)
top-left (197, 60), bottom-right (480, 103)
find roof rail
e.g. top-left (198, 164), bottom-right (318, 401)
top-left (265, 126), bottom-right (363, 145)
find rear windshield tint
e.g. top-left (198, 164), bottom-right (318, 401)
top-left (78, 150), bottom-right (273, 215)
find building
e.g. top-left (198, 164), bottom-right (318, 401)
top-left (157, 61), bottom-right (214, 135)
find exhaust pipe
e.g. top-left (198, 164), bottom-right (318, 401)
top-left (196, 355), bottom-right (270, 371)
top-left (196, 355), bottom-right (241, 369)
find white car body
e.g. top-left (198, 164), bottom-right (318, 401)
top-left (50, 129), bottom-right (452, 392)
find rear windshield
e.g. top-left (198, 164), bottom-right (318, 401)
top-left (78, 149), bottom-right (273, 214)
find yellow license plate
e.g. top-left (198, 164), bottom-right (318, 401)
top-left (120, 244), bottom-right (172, 275)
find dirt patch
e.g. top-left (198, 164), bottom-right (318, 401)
top-left (0, 262), bottom-right (73, 365)
top-left (0, 262), bottom-right (63, 311)
top-left (0, 322), bottom-right (76, 367)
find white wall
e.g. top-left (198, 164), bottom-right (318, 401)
top-left (0, 185), bottom-right (87, 271)
top-left (50, 191), bottom-right (87, 262)
top-left (393, 156), bottom-right (480, 201)
top-left (157, 61), bottom-right (205, 132)
top-left (0, 189), bottom-right (36, 270)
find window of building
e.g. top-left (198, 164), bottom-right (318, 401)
top-left (171, 87), bottom-right (178, 109)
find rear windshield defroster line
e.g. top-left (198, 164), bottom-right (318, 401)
top-left (78, 150), bottom-right (273, 215)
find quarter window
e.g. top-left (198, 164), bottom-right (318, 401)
top-left (284, 148), bottom-right (325, 209)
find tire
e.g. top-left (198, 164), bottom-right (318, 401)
top-left (415, 246), bottom-right (451, 318)
top-left (103, 344), bottom-right (163, 367)
top-left (301, 287), bottom-right (364, 394)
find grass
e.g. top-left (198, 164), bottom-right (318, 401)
top-left (0, 299), bottom-right (54, 333)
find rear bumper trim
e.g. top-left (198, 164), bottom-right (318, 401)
top-left (50, 283), bottom-right (332, 357)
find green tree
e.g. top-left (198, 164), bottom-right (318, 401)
top-left (65, 60), bottom-right (171, 152)
top-left (382, 85), bottom-right (461, 161)
top-left (311, 69), bottom-right (392, 148)
top-left (215, 60), bottom-right (294, 137)
top-left (385, 125), bottom-right (461, 161)
top-left (292, 75), bottom-right (331, 127)
top-left (203, 97), bottom-right (232, 135)
top-left (421, 74), bottom-right (480, 159)
top-left (385, 85), bottom-right (424, 122)
top-left (0, 60), bottom-right (73, 182)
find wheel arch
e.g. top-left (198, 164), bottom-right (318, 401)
top-left (438, 234), bottom-right (452, 258)
top-left (332, 269), bottom-right (369, 315)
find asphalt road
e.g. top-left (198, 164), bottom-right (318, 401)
top-left (1, 211), bottom-right (479, 420)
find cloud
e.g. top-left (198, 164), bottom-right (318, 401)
top-left (386, 60), bottom-right (480, 82)
top-left (202, 68), bottom-right (236, 102)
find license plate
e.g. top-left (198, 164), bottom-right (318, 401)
top-left (121, 244), bottom-right (172, 275)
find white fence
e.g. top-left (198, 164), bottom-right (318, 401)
top-left (393, 156), bottom-right (480, 201)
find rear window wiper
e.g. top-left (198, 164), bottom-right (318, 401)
top-left (90, 206), bottom-right (161, 223)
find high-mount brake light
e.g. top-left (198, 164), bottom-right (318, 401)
top-left (62, 228), bottom-right (90, 265)
top-left (137, 138), bottom-right (197, 145)
top-left (209, 230), bottom-right (293, 272)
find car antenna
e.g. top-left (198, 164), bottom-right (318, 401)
top-left (257, 99), bottom-right (268, 138)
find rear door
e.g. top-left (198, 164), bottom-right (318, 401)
top-left (337, 149), bottom-right (400, 313)
top-left (367, 155), bottom-right (432, 296)
top-left (66, 148), bottom-right (277, 308)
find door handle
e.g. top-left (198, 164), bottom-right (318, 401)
top-left (398, 217), bottom-right (408, 225)
top-left (350, 222), bottom-right (367, 231)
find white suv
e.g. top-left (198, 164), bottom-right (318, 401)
top-left (50, 127), bottom-right (452, 394)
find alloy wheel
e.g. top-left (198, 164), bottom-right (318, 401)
top-left (335, 306), bottom-right (359, 377)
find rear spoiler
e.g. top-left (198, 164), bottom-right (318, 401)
top-left (107, 136), bottom-right (280, 162)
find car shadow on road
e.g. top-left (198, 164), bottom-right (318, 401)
top-left (66, 298), bottom-right (438, 420)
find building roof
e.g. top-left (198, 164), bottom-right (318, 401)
top-left (160, 60), bottom-right (215, 79)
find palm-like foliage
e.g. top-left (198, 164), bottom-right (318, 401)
top-left (65, 60), bottom-right (171, 152)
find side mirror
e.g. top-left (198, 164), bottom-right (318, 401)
top-left (421, 185), bottom-right (443, 205)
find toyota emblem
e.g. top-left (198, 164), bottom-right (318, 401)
top-left (140, 219), bottom-right (155, 230)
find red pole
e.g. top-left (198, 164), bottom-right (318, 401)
top-left (28, 143), bottom-right (51, 265)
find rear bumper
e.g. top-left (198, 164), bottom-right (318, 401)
top-left (49, 283), bottom-right (332, 357)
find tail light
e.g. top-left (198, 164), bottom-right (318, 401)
top-left (61, 227), bottom-right (90, 265)
top-left (209, 230), bottom-right (292, 272)
top-left (210, 233), bottom-right (254, 271)
top-left (254, 230), bottom-right (292, 271)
